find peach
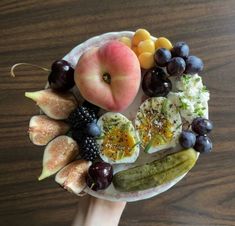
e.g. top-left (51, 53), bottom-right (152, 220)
top-left (75, 41), bottom-right (141, 112)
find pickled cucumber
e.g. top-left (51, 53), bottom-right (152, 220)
top-left (113, 148), bottom-right (197, 192)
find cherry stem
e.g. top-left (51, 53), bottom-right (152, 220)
top-left (90, 182), bottom-right (95, 190)
top-left (77, 191), bottom-right (88, 197)
top-left (10, 63), bottom-right (50, 77)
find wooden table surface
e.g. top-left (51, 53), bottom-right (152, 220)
top-left (1, 0), bottom-right (235, 225)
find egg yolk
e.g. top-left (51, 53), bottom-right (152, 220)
top-left (101, 127), bottom-right (135, 161)
top-left (136, 113), bottom-right (173, 148)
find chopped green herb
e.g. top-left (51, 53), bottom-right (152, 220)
top-left (182, 75), bottom-right (191, 85)
top-left (144, 135), bottom-right (166, 153)
top-left (161, 99), bottom-right (169, 115)
top-left (194, 107), bottom-right (204, 117)
top-left (176, 123), bottom-right (182, 130)
top-left (96, 136), bottom-right (105, 140)
top-left (153, 134), bottom-right (166, 144)
top-left (121, 150), bottom-right (125, 159)
top-left (195, 77), bottom-right (201, 83)
top-left (180, 100), bottom-right (188, 110)
top-left (129, 141), bottom-right (141, 151)
top-left (120, 122), bottom-right (131, 132)
top-left (144, 139), bottom-right (153, 153)
top-left (202, 85), bottom-right (208, 93)
top-left (179, 96), bottom-right (189, 110)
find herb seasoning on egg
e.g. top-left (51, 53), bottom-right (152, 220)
top-left (97, 112), bottom-right (140, 164)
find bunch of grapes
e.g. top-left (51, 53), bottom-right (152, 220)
top-left (179, 117), bottom-right (213, 153)
top-left (142, 39), bottom-right (204, 98)
top-left (154, 42), bottom-right (203, 76)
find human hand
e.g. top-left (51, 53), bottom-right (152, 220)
top-left (72, 195), bottom-right (126, 226)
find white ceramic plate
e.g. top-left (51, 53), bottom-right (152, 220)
top-left (63, 31), bottom-right (202, 202)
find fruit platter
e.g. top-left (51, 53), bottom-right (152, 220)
top-left (23, 29), bottom-right (213, 202)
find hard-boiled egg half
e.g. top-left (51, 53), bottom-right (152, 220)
top-left (97, 112), bottom-right (140, 164)
top-left (135, 97), bottom-right (182, 154)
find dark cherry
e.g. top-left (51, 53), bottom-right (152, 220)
top-left (142, 67), bottom-right (172, 97)
top-left (86, 162), bottom-right (113, 191)
top-left (48, 60), bottom-right (75, 91)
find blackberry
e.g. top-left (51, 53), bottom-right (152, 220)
top-left (80, 137), bottom-right (99, 162)
top-left (68, 106), bottom-right (96, 129)
top-left (82, 101), bottom-right (100, 115)
top-left (71, 129), bottom-right (84, 144)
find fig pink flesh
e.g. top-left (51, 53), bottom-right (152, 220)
top-left (55, 160), bottom-right (91, 194)
top-left (38, 135), bottom-right (79, 180)
top-left (25, 89), bottom-right (78, 120)
top-left (29, 115), bottom-right (70, 146)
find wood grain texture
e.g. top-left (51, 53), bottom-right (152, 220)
top-left (0, 0), bottom-right (235, 225)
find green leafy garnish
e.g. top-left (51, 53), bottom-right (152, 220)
top-left (196, 77), bottom-right (200, 82)
top-left (182, 75), bottom-right (191, 86)
top-left (181, 102), bottom-right (188, 110)
top-left (194, 106), bottom-right (205, 117)
top-left (144, 139), bottom-right (154, 153)
top-left (161, 99), bottom-right (169, 115)
top-left (201, 85), bottom-right (208, 93)
top-left (176, 123), bottom-right (182, 130)
top-left (179, 96), bottom-right (188, 110)
top-left (96, 136), bottom-right (105, 140)
top-left (179, 97), bottom-right (188, 110)
top-left (130, 141), bottom-right (141, 152)
top-left (144, 135), bottom-right (166, 153)
top-left (120, 121), bottom-right (131, 132)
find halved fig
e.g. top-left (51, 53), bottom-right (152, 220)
top-left (25, 89), bottom-right (78, 120)
top-left (38, 135), bottom-right (79, 180)
top-left (29, 115), bottom-right (70, 146)
top-left (55, 159), bottom-right (91, 194)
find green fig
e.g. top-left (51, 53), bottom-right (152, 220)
top-left (55, 159), bottom-right (91, 194)
top-left (38, 135), bottom-right (79, 180)
top-left (25, 89), bottom-right (78, 120)
top-left (29, 115), bottom-right (70, 146)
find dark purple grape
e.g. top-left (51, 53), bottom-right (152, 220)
top-left (154, 48), bottom-right (172, 67)
top-left (84, 122), bottom-right (101, 137)
top-left (179, 130), bottom-right (196, 148)
top-left (142, 67), bottom-right (172, 97)
top-left (167, 57), bottom-right (186, 76)
top-left (172, 42), bottom-right (189, 58)
top-left (48, 60), bottom-right (75, 91)
top-left (192, 117), bottom-right (213, 135)
top-left (86, 162), bottom-right (113, 191)
top-left (185, 56), bottom-right (203, 74)
top-left (194, 135), bottom-right (212, 153)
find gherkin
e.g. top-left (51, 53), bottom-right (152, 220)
top-left (113, 148), bottom-right (197, 192)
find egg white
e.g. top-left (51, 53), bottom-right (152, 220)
top-left (97, 112), bottom-right (140, 164)
top-left (135, 97), bottom-right (182, 154)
